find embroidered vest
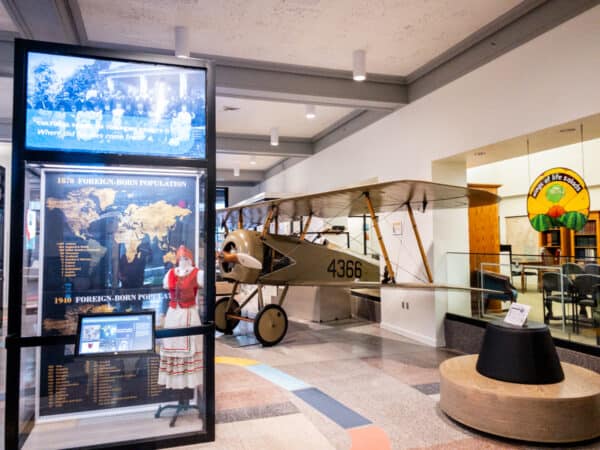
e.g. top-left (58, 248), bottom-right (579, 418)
top-left (168, 267), bottom-right (199, 308)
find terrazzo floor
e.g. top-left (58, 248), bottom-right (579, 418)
top-left (4, 317), bottom-right (599, 449)
top-left (172, 318), bottom-right (600, 450)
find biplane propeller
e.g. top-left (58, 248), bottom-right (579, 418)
top-left (216, 179), bottom-right (501, 346)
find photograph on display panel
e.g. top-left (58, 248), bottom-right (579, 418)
top-left (38, 168), bottom-right (203, 417)
top-left (25, 51), bottom-right (207, 158)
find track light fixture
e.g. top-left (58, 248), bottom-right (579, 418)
top-left (270, 127), bottom-right (279, 146)
top-left (175, 26), bottom-right (190, 58)
top-left (353, 49), bottom-right (366, 81)
top-left (305, 104), bottom-right (316, 119)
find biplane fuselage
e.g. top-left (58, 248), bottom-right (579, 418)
top-left (220, 229), bottom-right (379, 285)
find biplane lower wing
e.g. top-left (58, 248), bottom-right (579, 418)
top-left (273, 280), bottom-right (503, 294)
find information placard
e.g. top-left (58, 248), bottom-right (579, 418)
top-left (504, 303), bottom-right (531, 327)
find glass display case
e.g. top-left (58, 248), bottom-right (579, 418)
top-left (5, 39), bottom-right (216, 449)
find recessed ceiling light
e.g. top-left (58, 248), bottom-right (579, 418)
top-left (305, 104), bottom-right (316, 119)
top-left (233, 168), bottom-right (240, 177)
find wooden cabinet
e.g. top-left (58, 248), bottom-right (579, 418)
top-left (538, 211), bottom-right (600, 262)
top-left (468, 183), bottom-right (501, 273)
top-left (539, 227), bottom-right (570, 262)
top-left (570, 211), bottom-right (599, 262)
top-left (468, 183), bottom-right (501, 314)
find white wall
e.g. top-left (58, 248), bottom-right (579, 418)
top-left (260, 6), bottom-right (600, 346)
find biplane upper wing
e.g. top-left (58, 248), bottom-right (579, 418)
top-left (217, 179), bottom-right (499, 229)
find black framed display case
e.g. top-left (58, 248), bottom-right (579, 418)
top-left (5, 38), bottom-right (216, 450)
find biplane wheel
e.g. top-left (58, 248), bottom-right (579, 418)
top-left (254, 304), bottom-right (288, 347)
top-left (215, 297), bottom-right (240, 334)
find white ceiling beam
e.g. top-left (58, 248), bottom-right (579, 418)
top-left (217, 168), bottom-right (263, 185)
top-left (0, 0), bottom-right (85, 44)
top-left (79, 39), bottom-right (408, 112)
top-left (217, 133), bottom-right (312, 158)
top-left (215, 64), bottom-right (405, 111)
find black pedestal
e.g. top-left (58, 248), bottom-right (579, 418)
top-left (476, 320), bottom-right (564, 384)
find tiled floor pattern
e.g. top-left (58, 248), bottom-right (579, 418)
top-left (5, 320), bottom-right (599, 449)
top-left (216, 355), bottom-right (389, 448)
top-left (180, 319), bottom-right (600, 450)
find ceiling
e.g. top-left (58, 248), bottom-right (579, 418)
top-left (441, 113), bottom-right (600, 169)
top-left (217, 153), bottom-right (284, 171)
top-left (216, 97), bottom-right (354, 137)
top-left (78, 0), bottom-right (521, 76)
top-left (0, 1), bottom-right (16, 32)
top-left (0, 0), bottom-right (593, 188)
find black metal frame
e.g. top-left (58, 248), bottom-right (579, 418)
top-left (5, 38), bottom-right (216, 449)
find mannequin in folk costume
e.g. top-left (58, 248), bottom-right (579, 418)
top-left (158, 245), bottom-right (204, 389)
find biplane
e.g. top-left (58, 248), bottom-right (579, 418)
top-left (216, 179), bottom-right (500, 346)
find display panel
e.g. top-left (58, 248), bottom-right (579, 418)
top-left (76, 312), bottom-right (155, 356)
top-left (39, 167), bottom-right (201, 417)
top-left (7, 39), bottom-right (215, 450)
top-left (25, 51), bottom-right (206, 158)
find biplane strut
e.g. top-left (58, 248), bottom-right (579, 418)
top-left (364, 192), bottom-right (434, 284)
top-left (364, 192), bottom-right (396, 284)
top-left (406, 204), bottom-right (434, 283)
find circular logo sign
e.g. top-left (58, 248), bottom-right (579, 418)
top-left (527, 167), bottom-right (589, 232)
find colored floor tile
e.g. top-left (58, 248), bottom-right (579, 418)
top-left (412, 382), bottom-right (440, 395)
top-left (348, 425), bottom-right (392, 450)
top-left (246, 363), bottom-right (311, 391)
top-left (293, 387), bottom-right (371, 429)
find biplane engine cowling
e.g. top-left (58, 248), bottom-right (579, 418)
top-left (219, 230), bottom-right (263, 283)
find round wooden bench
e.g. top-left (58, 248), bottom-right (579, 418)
top-left (440, 354), bottom-right (600, 443)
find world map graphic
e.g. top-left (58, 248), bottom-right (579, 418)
top-left (46, 187), bottom-right (192, 268)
